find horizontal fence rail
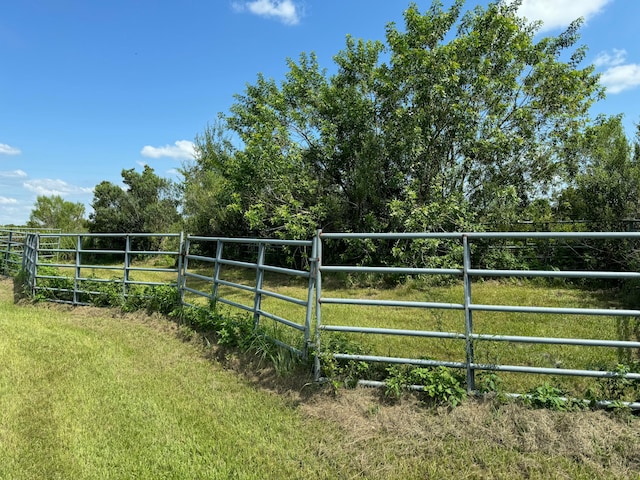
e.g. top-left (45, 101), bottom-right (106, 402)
top-left (20, 232), bottom-right (183, 306)
top-left (3, 228), bottom-right (640, 407)
top-left (180, 235), bottom-right (316, 357)
top-left (1, 228), bottom-right (61, 276)
top-left (315, 231), bottom-right (640, 407)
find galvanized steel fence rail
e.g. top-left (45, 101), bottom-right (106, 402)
top-left (3, 229), bottom-right (640, 406)
top-left (180, 235), bottom-right (316, 357)
top-left (315, 231), bottom-right (640, 408)
top-left (0, 227), bottom-right (60, 276)
top-left (21, 232), bottom-right (183, 305)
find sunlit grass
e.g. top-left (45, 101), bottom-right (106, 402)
top-left (0, 285), bottom-right (347, 480)
top-left (32, 259), bottom-right (636, 397)
top-left (2, 277), bottom-right (639, 479)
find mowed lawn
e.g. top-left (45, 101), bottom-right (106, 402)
top-left (2, 277), bottom-right (640, 480)
top-left (0, 278), bottom-right (347, 480)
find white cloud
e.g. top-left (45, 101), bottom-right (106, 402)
top-left (23, 179), bottom-right (93, 196)
top-left (140, 140), bottom-right (196, 160)
top-left (600, 64), bottom-right (640, 94)
top-left (514, 0), bottom-right (611, 32)
top-left (0, 169), bottom-right (27, 178)
top-left (593, 49), bottom-right (640, 94)
top-left (0, 196), bottom-right (18, 205)
top-left (594, 49), bottom-right (627, 68)
top-left (0, 143), bottom-right (21, 155)
top-left (232, 0), bottom-right (300, 25)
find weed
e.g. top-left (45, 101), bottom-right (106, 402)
top-left (316, 334), bottom-right (371, 388)
top-left (476, 371), bottom-right (502, 394)
top-left (410, 366), bottom-right (467, 407)
top-left (143, 285), bottom-right (181, 315)
top-left (247, 333), bottom-right (301, 376)
top-left (383, 365), bottom-right (467, 407)
top-left (586, 363), bottom-right (640, 406)
top-left (523, 382), bottom-right (584, 411)
top-left (384, 365), bottom-right (407, 400)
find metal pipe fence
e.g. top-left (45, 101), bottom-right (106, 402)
top-left (180, 235), bottom-right (316, 357)
top-left (0, 228), bottom-right (61, 276)
top-left (3, 228), bottom-right (640, 406)
top-left (21, 232), bottom-right (183, 305)
top-left (315, 231), bottom-right (640, 406)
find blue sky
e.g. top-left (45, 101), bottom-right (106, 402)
top-left (1, 0), bottom-right (640, 225)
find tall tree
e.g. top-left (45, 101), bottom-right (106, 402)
top-left (89, 166), bottom-right (179, 249)
top-left (556, 115), bottom-right (640, 228)
top-left (27, 195), bottom-right (86, 232)
top-left (382, 1), bottom-right (601, 221)
top-left (185, 0), bottom-right (602, 244)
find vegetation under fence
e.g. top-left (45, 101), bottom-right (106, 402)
top-left (4, 229), bottom-right (640, 411)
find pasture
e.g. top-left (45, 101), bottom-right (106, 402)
top-left (1, 276), bottom-right (640, 479)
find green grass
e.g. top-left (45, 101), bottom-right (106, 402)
top-left (33, 260), bottom-right (639, 398)
top-left (184, 267), bottom-right (633, 397)
top-left (0, 283), bottom-right (343, 479)
top-left (2, 278), bottom-right (640, 479)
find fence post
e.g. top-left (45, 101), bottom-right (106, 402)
top-left (74, 235), bottom-right (82, 305)
top-left (124, 235), bottom-right (131, 299)
top-left (22, 234), bottom-right (40, 296)
top-left (32, 234), bottom-right (40, 295)
top-left (212, 240), bottom-right (224, 305)
top-left (313, 230), bottom-right (323, 381)
top-left (177, 232), bottom-right (185, 304)
top-left (463, 234), bottom-right (475, 393)
top-left (253, 242), bottom-right (266, 329)
top-left (20, 232), bottom-right (28, 273)
top-left (303, 233), bottom-right (319, 359)
top-left (4, 231), bottom-right (12, 276)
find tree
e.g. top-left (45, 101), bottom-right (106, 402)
top-left (553, 115), bottom-right (640, 270)
top-left (555, 115), bottom-right (640, 228)
top-left (185, 0), bottom-right (601, 248)
top-left (382, 1), bottom-right (601, 221)
top-left (27, 195), bottom-right (86, 232)
top-left (89, 166), bottom-right (180, 249)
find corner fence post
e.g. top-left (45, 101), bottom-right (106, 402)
top-left (463, 234), bottom-right (475, 393)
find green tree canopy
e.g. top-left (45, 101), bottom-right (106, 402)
top-left (89, 166), bottom-right (179, 248)
top-left (184, 0), bottom-right (602, 243)
top-left (27, 195), bottom-right (86, 232)
top-left (555, 115), bottom-right (640, 229)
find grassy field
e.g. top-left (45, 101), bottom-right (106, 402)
top-left (182, 266), bottom-right (636, 397)
top-left (2, 277), bottom-right (640, 478)
top-left (33, 257), bottom-right (640, 399)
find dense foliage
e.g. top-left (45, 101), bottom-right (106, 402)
top-left (183, 1), bottom-right (602, 245)
top-left (27, 195), bottom-right (86, 232)
top-left (88, 166), bottom-right (180, 250)
top-left (24, 1), bottom-right (640, 271)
